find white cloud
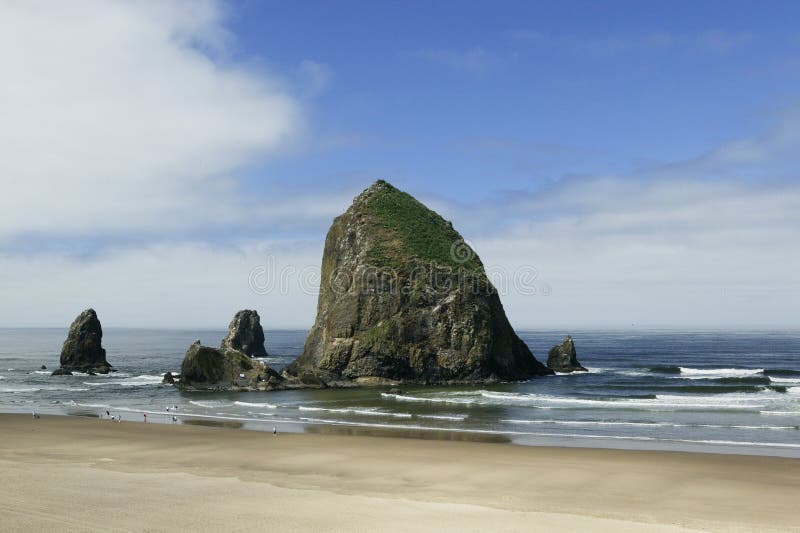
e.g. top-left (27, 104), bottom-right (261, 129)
top-left (0, 0), bottom-right (301, 240)
top-left (444, 178), bottom-right (800, 329)
top-left (0, 240), bottom-right (323, 329)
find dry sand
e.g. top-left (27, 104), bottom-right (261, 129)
top-left (1, 414), bottom-right (798, 532)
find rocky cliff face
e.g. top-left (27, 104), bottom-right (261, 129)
top-left (179, 340), bottom-right (281, 391)
top-left (547, 336), bottom-right (587, 373)
top-left (220, 310), bottom-right (268, 357)
top-left (286, 180), bottom-right (551, 384)
top-left (53, 309), bottom-right (112, 375)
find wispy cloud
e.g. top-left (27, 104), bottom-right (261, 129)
top-left (298, 59), bottom-right (334, 97)
top-left (411, 46), bottom-right (507, 74)
top-left (507, 28), bottom-right (755, 55)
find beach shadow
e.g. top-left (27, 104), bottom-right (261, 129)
top-left (304, 424), bottom-right (510, 443)
top-left (181, 419), bottom-right (243, 429)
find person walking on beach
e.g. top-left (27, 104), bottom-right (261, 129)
top-left (32, 408), bottom-right (36, 419)
top-left (143, 413), bottom-right (147, 423)
top-left (273, 426), bottom-right (277, 436)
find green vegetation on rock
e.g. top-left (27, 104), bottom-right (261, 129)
top-left (363, 180), bottom-right (483, 272)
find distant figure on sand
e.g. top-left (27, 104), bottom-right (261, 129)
top-left (273, 426), bottom-right (277, 436)
top-left (32, 409), bottom-right (36, 419)
top-left (106, 410), bottom-right (110, 418)
top-left (143, 413), bottom-right (147, 423)
top-left (172, 416), bottom-right (177, 424)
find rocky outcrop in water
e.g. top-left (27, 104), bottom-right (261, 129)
top-left (53, 309), bottom-right (112, 375)
top-left (286, 180), bottom-right (552, 385)
top-left (547, 336), bottom-right (587, 373)
top-left (220, 310), bottom-right (268, 357)
top-left (162, 371), bottom-right (175, 384)
top-left (178, 340), bottom-right (282, 391)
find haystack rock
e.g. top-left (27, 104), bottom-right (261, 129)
top-left (220, 310), bottom-right (268, 357)
top-left (547, 335), bottom-right (587, 373)
top-left (53, 309), bottom-right (112, 375)
top-left (178, 341), bottom-right (281, 391)
top-left (286, 180), bottom-right (552, 384)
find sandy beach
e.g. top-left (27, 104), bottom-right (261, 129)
top-left (1, 414), bottom-right (798, 532)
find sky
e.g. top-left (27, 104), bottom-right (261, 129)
top-left (1, 0), bottom-right (799, 329)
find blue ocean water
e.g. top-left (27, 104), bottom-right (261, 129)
top-left (1, 328), bottom-right (799, 457)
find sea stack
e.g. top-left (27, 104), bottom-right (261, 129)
top-left (286, 180), bottom-right (552, 384)
top-left (53, 308), bottom-right (112, 375)
top-left (547, 335), bottom-right (587, 373)
top-left (220, 310), bottom-right (268, 357)
top-left (179, 340), bottom-right (281, 391)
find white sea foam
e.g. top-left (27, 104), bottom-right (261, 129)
top-left (234, 401), bottom-right (277, 409)
top-left (760, 410), bottom-right (800, 416)
top-left (384, 389), bottom-right (780, 411)
top-left (298, 406), bottom-right (413, 418)
top-left (381, 392), bottom-right (477, 405)
top-left (500, 419), bottom-right (798, 431)
top-left (616, 370), bottom-right (650, 377)
top-left (84, 374), bottom-right (164, 387)
top-left (416, 414), bottom-right (467, 421)
top-left (1, 386), bottom-right (89, 393)
top-left (678, 367), bottom-right (764, 379)
top-left (769, 377), bottom-right (800, 384)
top-left (295, 418), bottom-right (800, 449)
top-left (189, 400), bottom-right (234, 408)
top-left (31, 370), bottom-right (51, 375)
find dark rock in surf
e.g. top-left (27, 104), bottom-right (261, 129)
top-left (220, 310), bottom-right (268, 358)
top-left (162, 371), bottom-right (175, 384)
top-left (179, 340), bottom-right (282, 391)
top-left (53, 309), bottom-right (112, 375)
top-left (547, 336), bottom-right (587, 373)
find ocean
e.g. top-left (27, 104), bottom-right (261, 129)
top-left (2, 328), bottom-right (799, 457)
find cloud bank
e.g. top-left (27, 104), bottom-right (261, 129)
top-left (0, 0), bottom-right (301, 241)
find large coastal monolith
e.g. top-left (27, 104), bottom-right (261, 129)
top-left (286, 180), bottom-right (552, 385)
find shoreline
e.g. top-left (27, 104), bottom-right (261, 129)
top-left (9, 407), bottom-right (800, 459)
top-left (2, 413), bottom-right (799, 532)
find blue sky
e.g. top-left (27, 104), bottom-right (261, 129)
top-left (232, 0), bottom-right (800, 199)
top-left (0, 0), bottom-right (798, 328)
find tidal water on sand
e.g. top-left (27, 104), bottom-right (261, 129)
top-left (2, 328), bottom-right (799, 457)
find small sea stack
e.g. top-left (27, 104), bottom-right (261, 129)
top-left (220, 310), bottom-right (268, 357)
top-left (179, 340), bottom-right (281, 391)
top-left (547, 335), bottom-right (587, 373)
top-left (52, 308), bottom-right (112, 375)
